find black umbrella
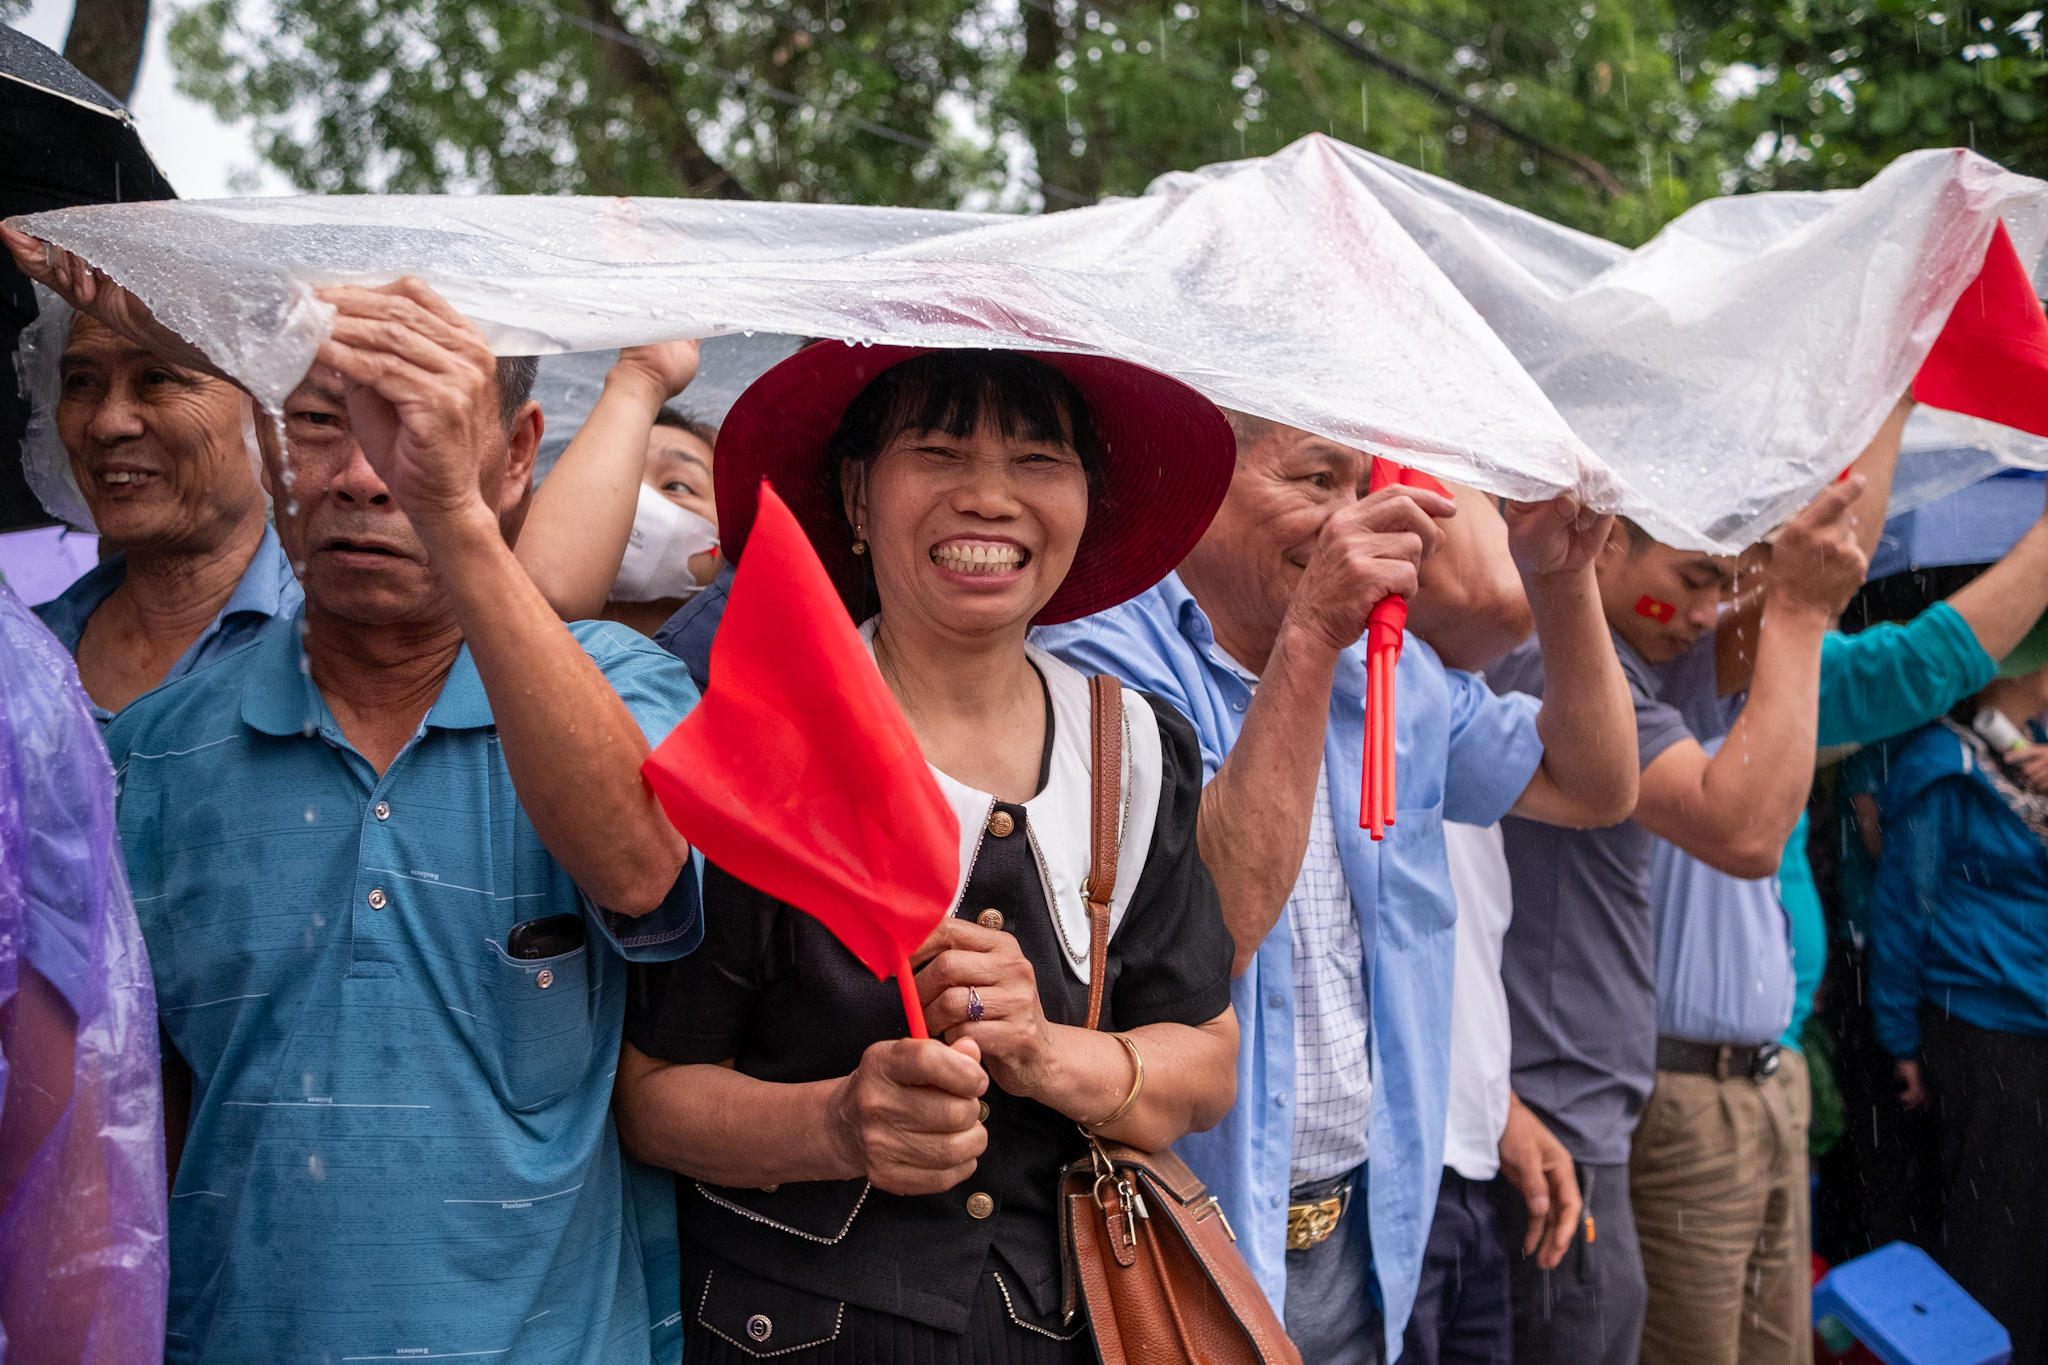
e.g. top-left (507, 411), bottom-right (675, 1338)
top-left (0, 22), bottom-right (176, 533)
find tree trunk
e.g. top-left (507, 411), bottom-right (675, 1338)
top-left (64, 0), bottom-right (150, 104)
top-left (1020, 1), bottom-right (1094, 209)
top-left (580, 0), bottom-right (751, 199)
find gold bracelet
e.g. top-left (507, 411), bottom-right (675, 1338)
top-left (1088, 1033), bottom-right (1145, 1130)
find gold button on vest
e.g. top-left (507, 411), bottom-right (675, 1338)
top-left (977, 908), bottom-right (1005, 930)
top-left (966, 1192), bottom-right (995, 1219)
top-left (986, 810), bottom-right (1015, 837)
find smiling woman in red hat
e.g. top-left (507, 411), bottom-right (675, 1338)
top-left (614, 342), bottom-right (1246, 1363)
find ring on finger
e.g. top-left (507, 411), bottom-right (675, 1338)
top-left (966, 987), bottom-right (985, 1023)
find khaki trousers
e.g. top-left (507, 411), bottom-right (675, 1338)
top-left (1630, 1049), bottom-right (1812, 1365)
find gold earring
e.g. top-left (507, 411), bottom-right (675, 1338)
top-left (851, 526), bottom-right (868, 555)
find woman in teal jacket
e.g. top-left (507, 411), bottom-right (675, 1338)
top-left (1868, 668), bottom-right (2048, 1365)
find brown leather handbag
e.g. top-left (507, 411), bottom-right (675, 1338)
top-left (1057, 674), bottom-right (1301, 1365)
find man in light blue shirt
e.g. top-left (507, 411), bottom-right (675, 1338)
top-left (30, 309), bottom-right (303, 722)
top-left (82, 271), bottom-right (702, 1363)
top-left (1037, 412), bottom-right (1639, 1362)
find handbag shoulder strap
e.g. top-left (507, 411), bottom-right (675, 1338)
top-left (1084, 673), bottom-right (1122, 1032)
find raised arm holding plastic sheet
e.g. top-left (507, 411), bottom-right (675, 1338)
top-left (1627, 480), bottom-right (1871, 878)
top-left (515, 339), bottom-right (707, 625)
top-left (307, 280), bottom-right (690, 909)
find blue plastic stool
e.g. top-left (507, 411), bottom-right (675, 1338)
top-left (1813, 1242), bottom-right (2012, 1365)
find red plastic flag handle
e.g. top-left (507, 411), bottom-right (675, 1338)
top-left (1361, 459), bottom-right (1440, 839)
top-left (896, 949), bottom-right (928, 1040)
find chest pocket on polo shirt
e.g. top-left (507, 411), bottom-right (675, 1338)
top-left (484, 937), bottom-right (595, 1112)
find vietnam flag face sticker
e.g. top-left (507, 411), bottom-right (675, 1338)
top-left (1635, 595), bottom-right (1677, 624)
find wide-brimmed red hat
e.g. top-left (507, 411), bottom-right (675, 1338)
top-left (714, 342), bottom-right (1236, 626)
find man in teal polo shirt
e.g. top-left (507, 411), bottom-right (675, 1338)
top-left (68, 269), bottom-right (702, 1363)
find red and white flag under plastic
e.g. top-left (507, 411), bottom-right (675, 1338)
top-left (642, 482), bottom-right (959, 1038)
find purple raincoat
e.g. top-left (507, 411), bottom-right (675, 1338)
top-left (0, 581), bottom-right (167, 1361)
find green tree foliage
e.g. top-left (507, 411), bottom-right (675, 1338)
top-left (161, 0), bottom-right (2019, 240)
top-left (1674, 0), bottom-right (2048, 188)
top-left (1007, 0), bottom-right (1729, 240)
top-left (168, 0), bottom-right (1007, 203)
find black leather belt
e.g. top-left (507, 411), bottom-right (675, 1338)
top-left (1656, 1035), bottom-right (1781, 1081)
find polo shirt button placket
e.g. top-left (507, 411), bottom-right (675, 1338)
top-left (374, 801), bottom-right (391, 821)
top-left (367, 888), bottom-right (388, 911)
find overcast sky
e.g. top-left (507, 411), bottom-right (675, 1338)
top-left (18, 0), bottom-right (293, 199)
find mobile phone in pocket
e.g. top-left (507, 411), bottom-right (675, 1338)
top-left (506, 913), bottom-right (586, 960)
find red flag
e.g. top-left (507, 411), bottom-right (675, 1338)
top-left (642, 482), bottom-right (960, 1038)
top-left (1915, 219), bottom-right (2048, 437)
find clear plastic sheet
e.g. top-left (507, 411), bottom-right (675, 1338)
top-left (0, 584), bottom-right (167, 1363)
top-left (13, 287), bottom-right (93, 532)
top-left (1278, 143), bottom-right (2048, 548)
top-left (6, 136), bottom-right (1612, 521)
top-left (530, 331), bottom-right (804, 482)
top-left (1891, 406), bottom-right (2048, 518)
top-left (13, 137), bottom-right (2045, 547)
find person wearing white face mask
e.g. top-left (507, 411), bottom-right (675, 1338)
top-left (517, 341), bottom-right (724, 636)
top-left (608, 407), bottom-right (724, 630)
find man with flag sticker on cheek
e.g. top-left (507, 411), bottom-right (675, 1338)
top-left (1485, 474), bottom-right (1871, 1365)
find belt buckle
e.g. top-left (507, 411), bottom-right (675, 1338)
top-left (1285, 1195), bottom-right (1344, 1251)
top-left (1750, 1043), bottom-right (1781, 1080)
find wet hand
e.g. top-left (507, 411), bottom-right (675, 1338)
top-left (2, 225), bottom-right (180, 358)
top-left (2010, 745), bottom-right (2048, 791)
top-left (831, 1037), bottom-right (988, 1196)
top-left (916, 918), bottom-right (1056, 1100)
top-left (1283, 485), bottom-right (1453, 654)
top-left (608, 340), bottom-right (701, 403)
top-left (1767, 476), bottom-right (1870, 618)
top-left (313, 278), bottom-right (510, 532)
top-left (1498, 1094), bottom-right (1581, 1269)
top-left (1895, 1059), bottom-right (1928, 1110)
top-left (1505, 495), bottom-right (1612, 582)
